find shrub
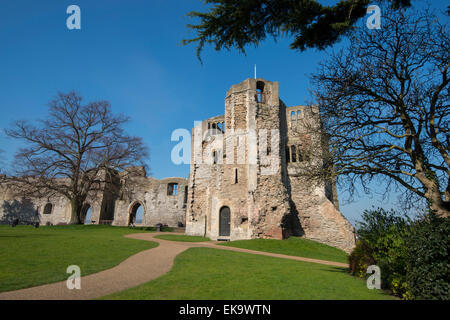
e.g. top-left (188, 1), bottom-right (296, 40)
top-left (406, 212), bottom-right (450, 300)
top-left (349, 240), bottom-right (375, 278)
top-left (352, 207), bottom-right (411, 298)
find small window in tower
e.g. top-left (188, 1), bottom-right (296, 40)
top-left (183, 186), bottom-right (188, 207)
top-left (290, 111), bottom-right (296, 123)
top-left (291, 145), bottom-right (297, 162)
top-left (256, 81), bottom-right (265, 103)
top-left (212, 150), bottom-right (218, 164)
top-left (234, 168), bottom-right (238, 184)
top-left (167, 183), bottom-right (179, 196)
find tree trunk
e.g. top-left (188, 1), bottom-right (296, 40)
top-left (430, 200), bottom-right (450, 218)
top-left (69, 198), bottom-right (83, 224)
top-left (426, 184), bottom-right (450, 218)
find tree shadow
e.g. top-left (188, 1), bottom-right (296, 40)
top-left (1, 198), bottom-right (40, 225)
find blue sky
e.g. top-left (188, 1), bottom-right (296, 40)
top-left (0, 0), bottom-right (434, 225)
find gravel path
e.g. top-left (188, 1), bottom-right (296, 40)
top-left (0, 232), bottom-right (347, 300)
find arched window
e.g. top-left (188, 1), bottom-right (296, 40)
top-left (129, 202), bottom-right (144, 225)
top-left (135, 205), bottom-right (144, 224)
top-left (43, 203), bottom-right (53, 215)
top-left (256, 81), bottom-right (265, 103)
top-left (82, 204), bottom-right (92, 224)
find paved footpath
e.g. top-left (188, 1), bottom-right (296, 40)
top-left (0, 233), bottom-right (347, 300)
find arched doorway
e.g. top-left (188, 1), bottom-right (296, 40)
top-left (81, 204), bottom-right (92, 224)
top-left (129, 202), bottom-right (144, 226)
top-left (219, 206), bottom-right (231, 236)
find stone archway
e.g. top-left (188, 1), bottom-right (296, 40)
top-left (128, 201), bottom-right (144, 226)
top-left (219, 206), bottom-right (231, 237)
top-left (81, 203), bottom-right (92, 224)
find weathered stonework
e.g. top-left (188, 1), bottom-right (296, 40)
top-left (0, 169), bottom-right (188, 228)
top-left (185, 78), bottom-right (356, 252)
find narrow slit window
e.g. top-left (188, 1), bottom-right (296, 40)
top-left (291, 145), bottom-right (297, 162)
top-left (183, 186), bottom-right (188, 207)
top-left (256, 81), bottom-right (265, 103)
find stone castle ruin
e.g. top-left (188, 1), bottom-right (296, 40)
top-left (0, 78), bottom-right (355, 252)
top-left (0, 167), bottom-right (188, 229)
top-left (185, 78), bottom-right (355, 252)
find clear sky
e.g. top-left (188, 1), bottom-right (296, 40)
top-left (0, 0), bottom-right (434, 225)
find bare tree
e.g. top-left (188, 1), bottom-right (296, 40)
top-left (304, 7), bottom-right (449, 216)
top-left (4, 92), bottom-right (149, 224)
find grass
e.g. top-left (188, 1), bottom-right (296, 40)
top-left (219, 237), bottom-right (349, 264)
top-left (0, 224), bottom-right (158, 292)
top-left (154, 234), bottom-right (211, 242)
top-left (102, 247), bottom-right (393, 300)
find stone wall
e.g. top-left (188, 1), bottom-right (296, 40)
top-left (286, 105), bottom-right (355, 252)
top-left (0, 170), bottom-right (188, 228)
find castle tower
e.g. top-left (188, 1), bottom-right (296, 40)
top-left (186, 78), bottom-right (294, 240)
top-left (185, 78), bottom-right (355, 252)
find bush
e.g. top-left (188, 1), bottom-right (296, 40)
top-left (352, 207), bottom-right (411, 298)
top-left (406, 212), bottom-right (450, 300)
top-left (349, 240), bottom-right (375, 278)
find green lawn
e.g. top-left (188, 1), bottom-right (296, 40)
top-left (103, 247), bottom-right (393, 300)
top-left (154, 234), bottom-right (211, 242)
top-left (219, 237), bottom-right (349, 264)
top-left (0, 224), bottom-right (158, 292)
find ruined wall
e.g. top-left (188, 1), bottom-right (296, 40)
top-left (185, 112), bottom-right (253, 240)
top-left (249, 79), bottom-right (292, 239)
top-left (0, 182), bottom-right (72, 226)
top-left (113, 176), bottom-right (188, 227)
top-left (286, 105), bottom-right (355, 253)
top-left (0, 170), bottom-right (188, 228)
